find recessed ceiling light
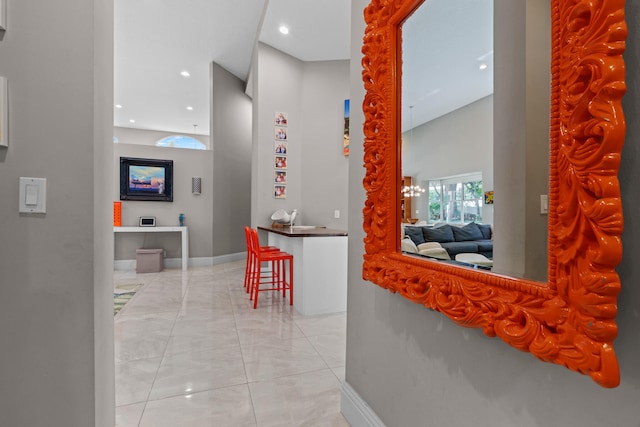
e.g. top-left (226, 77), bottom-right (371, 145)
top-left (279, 25), bottom-right (289, 35)
top-left (186, 106), bottom-right (193, 111)
top-left (129, 119), bottom-right (135, 123)
top-left (180, 70), bottom-right (191, 77)
top-left (479, 63), bottom-right (488, 71)
top-left (115, 104), bottom-right (123, 109)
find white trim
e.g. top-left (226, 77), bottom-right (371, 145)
top-left (113, 252), bottom-right (246, 271)
top-left (0, 0), bottom-right (5, 31)
top-left (113, 259), bottom-right (136, 271)
top-left (0, 77), bottom-right (7, 147)
top-left (340, 382), bottom-right (386, 427)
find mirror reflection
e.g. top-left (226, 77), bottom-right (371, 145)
top-left (399, 0), bottom-right (548, 281)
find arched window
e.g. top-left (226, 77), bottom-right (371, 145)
top-left (155, 135), bottom-right (206, 150)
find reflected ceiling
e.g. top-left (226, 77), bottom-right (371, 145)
top-left (401, 0), bottom-right (493, 132)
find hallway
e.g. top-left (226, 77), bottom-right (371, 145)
top-left (114, 261), bottom-right (349, 426)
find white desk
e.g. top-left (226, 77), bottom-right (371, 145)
top-left (259, 226), bottom-right (348, 316)
top-left (114, 226), bottom-right (189, 271)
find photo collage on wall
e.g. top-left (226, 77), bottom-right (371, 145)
top-left (274, 112), bottom-right (288, 198)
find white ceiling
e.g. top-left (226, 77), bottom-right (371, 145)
top-left (114, 0), bottom-right (492, 137)
top-left (114, 0), bottom-right (351, 136)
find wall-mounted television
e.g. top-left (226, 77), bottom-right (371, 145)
top-left (120, 157), bottom-right (173, 202)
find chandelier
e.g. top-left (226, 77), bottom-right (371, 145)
top-left (402, 185), bottom-right (425, 197)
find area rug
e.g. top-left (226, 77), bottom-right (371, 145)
top-left (114, 283), bottom-right (143, 316)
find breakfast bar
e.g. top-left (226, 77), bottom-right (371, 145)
top-left (258, 226), bottom-right (348, 316)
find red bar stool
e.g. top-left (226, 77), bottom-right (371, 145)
top-left (243, 226), bottom-right (279, 292)
top-left (248, 228), bottom-right (293, 309)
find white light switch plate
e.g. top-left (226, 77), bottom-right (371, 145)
top-left (540, 194), bottom-right (548, 215)
top-left (19, 177), bottom-right (47, 213)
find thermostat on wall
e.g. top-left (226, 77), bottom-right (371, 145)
top-left (139, 216), bottom-right (156, 227)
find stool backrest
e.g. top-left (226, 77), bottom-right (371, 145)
top-left (244, 226), bottom-right (252, 255)
top-left (248, 228), bottom-right (261, 255)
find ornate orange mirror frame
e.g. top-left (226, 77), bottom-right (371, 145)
top-left (361, 0), bottom-right (626, 387)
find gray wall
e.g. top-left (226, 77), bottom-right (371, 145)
top-left (252, 43), bottom-right (304, 226)
top-left (251, 43), bottom-right (349, 229)
top-left (211, 63), bottom-right (252, 255)
top-left (300, 60), bottom-right (351, 228)
top-left (345, 0), bottom-right (640, 426)
top-left (113, 65), bottom-right (252, 262)
top-left (113, 143), bottom-right (214, 260)
top-left (403, 95), bottom-right (494, 225)
top-left (493, 0), bottom-right (550, 281)
top-left (0, 0), bottom-right (114, 426)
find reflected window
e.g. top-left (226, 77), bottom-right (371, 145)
top-left (428, 173), bottom-right (483, 224)
top-left (155, 135), bottom-right (206, 150)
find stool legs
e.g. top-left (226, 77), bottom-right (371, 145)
top-left (251, 256), bottom-right (293, 309)
top-left (244, 227), bottom-right (293, 309)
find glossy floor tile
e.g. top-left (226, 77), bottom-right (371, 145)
top-left (114, 261), bottom-right (349, 426)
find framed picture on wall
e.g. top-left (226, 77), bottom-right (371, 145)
top-left (275, 141), bottom-right (287, 155)
top-left (0, 77), bottom-right (7, 147)
top-left (274, 185), bottom-right (286, 199)
top-left (484, 191), bottom-right (494, 205)
top-left (343, 99), bottom-right (350, 156)
top-left (275, 112), bottom-right (288, 126)
top-left (274, 156), bottom-right (287, 169)
top-left (275, 127), bottom-right (287, 141)
top-left (274, 170), bottom-right (287, 184)
top-left (120, 157), bottom-right (174, 202)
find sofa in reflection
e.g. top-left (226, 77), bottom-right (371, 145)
top-left (401, 222), bottom-right (493, 259)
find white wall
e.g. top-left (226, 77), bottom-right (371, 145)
top-left (0, 0), bottom-right (114, 425)
top-left (251, 43), bottom-right (349, 230)
top-left (344, 0), bottom-right (640, 426)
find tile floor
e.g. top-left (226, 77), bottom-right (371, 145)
top-left (114, 261), bottom-right (349, 427)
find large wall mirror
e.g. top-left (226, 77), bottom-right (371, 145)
top-left (361, 0), bottom-right (626, 387)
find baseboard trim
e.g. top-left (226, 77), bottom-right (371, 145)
top-left (341, 382), bottom-right (386, 427)
top-left (113, 252), bottom-right (246, 271)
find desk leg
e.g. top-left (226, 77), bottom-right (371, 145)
top-left (181, 229), bottom-right (189, 271)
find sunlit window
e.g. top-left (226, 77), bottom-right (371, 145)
top-left (155, 135), bottom-right (206, 150)
top-left (428, 173), bottom-right (483, 224)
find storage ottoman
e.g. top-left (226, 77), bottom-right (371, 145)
top-left (136, 248), bottom-right (164, 273)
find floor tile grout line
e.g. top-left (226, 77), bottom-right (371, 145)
top-left (230, 280), bottom-right (260, 426)
top-left (115, 263), bottom-right (347, 425)
top-left (134, 274), bottom-right (184, 425)
top-left (246, 366), bottom-right (342, 386)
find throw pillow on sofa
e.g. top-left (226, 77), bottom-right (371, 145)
top-left (401, 237), bottom-right (419, 253)
top-left (404, 226), bottom-right (426, 245)
top-left (451, 222), bottom-right (484, 242)
top-left (477, 223), bottom-right (492, 239)
top-left (422, 224), bottom-right (455, 243)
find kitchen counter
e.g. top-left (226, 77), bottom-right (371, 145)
top-left (258, 225), bottom-right (348, 237)
top-left (258, 225), bottom-right (348, 316)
